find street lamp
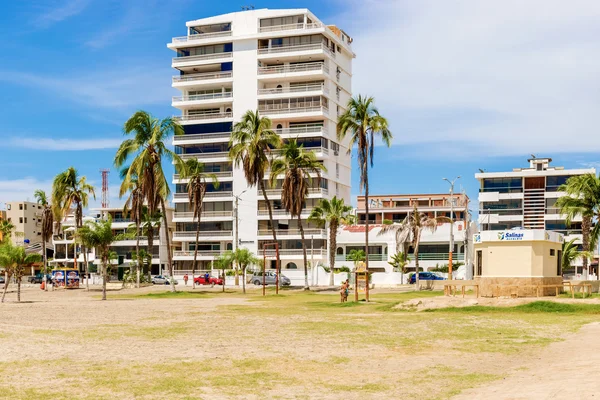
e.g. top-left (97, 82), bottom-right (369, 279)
top-left (233, 189), bottom-right (248, 250)
top-left (443, 176), bottom-right (460, 281)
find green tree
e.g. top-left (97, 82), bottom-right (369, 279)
top-left (308, 196), bottom-right (355, 286)
top-left (556, 174), bottom-right (600, 276)
top-left (0, 242), bottom-right (42, 303)
top-left (231, 247), bottom-right (260, 294)
top-left (378, 216), bottom-right (411, 263)
top-left (119, 169), bottom-right (145, 288)
top-left (0, 220), bottom-right (15, 243)
top-left (214, 251), bottom-right (234, 293)
top-left (348, 249), bottom-right (366, 267)
top-left (115, 111), bottom-right (184, 293)
top-left (561, 238), bottom-right (593, 275)
top-left (180, 159), bottom-right (219, 289)
top-left (388, 251), bottom-right (408, 284)
top-left (270, 139), bottom-right (325, 289)
top-left (408, 204), bottom-right (450, 290)
top-left (52, 167), bottom-right (96, 290)
top-left (77, 218), bottom-right (116, 301)
top-left (337, 95), bottom-right (392, 298)
top-left (229, 110), bottom-right (282, 274)
top-left (34, 189), bottom-right (54, 291)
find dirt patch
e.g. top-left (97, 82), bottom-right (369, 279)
top-left (396, 295), bottom-right (600, 311)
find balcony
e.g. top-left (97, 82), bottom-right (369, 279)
top-left (257, 209), bottom-right (311, 216)
top-left (271, 146), bottom-right (328, 157)
top-left (173, 132), bottom-right (231, 143)
top-left (257, 83), bottom-right (327, 97)
top-left (258, 22), bottom-right (323, 34)
top-left (263, 187), bottom-right (328, 198)
top-left (262, 249), bottom-right (327, 257)
top-left (173, 171), bottom-right (233, 181)
top-left (172, 71), bottom-right (233, 85)
top-left (257, 229), bottom-right (326, 237)
top-left (336, 254), bottom-right (386, 262)
top-left (172, 92), bottom-right (233, 107)
top-left (274, 125), bottom-right (326, 137)
top-left (180, 151), bottom-right (229, 160)
top-left (172, 52), bottom-right (233, 67)
top-left (173, 250), bottom-right (225, 258)
top-left (258, 105), bottom-right (328, 117)
top-left (258, 61), bottom-right (329, 76)
top-left (173, 231), bottom-right (233, 239)
top-left (172, 31), bottom-right (232, 43)
top-left (173, 191), bottom-right (233, 201)
top-left (173, 211), bottom-right (234, 220)
top-left (258, 43), bottom-right (334, 58)
top-left (407, 253), bottom-right (465, 261)
top-left (173, 111), bottom-right (233, 123)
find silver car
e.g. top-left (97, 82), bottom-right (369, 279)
top-left (251, 271), bottom-right (291, 286)
top-left (152, 275), bottom-right (178, 285)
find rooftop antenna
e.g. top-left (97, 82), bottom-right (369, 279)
top-left (100, 169), bottom-right (110, 208)
top-left (531, 154), bottom-right (536, 159)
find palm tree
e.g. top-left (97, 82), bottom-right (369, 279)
top-left (270, 139), bottom-right (325, 289)
top-left (308, 196), bottom-right (355, 286)
top-left (561, 238), bottom-right (593, 276)
top-left (348, 249), bottom-right (366, 267)
top-left (214, 251), bottom-right (234, 293)
top-left (337, 95), bottom-right (392, 299)
top-left (408, 204), bottom-right (451, 290)
top-left (378, 216), bottom-right (411, 261)
top-left (181, 159), bottom-right (219, 289)
top-left (34, 189), bottom-right (53, 291)
top-left (77, 218), bottom-right (115, 300)
top-left (556, 174), bottom-right (600, 277)
top-left (231, 247), bottom-right (260, 294)
top-left (0, 220), bottom-right (15, 243)
top-left (120, 169), bottom-right (145, 288)
top-left (0, 242), bottom-right (42, 303)
top-left (52, 167), bottom-right (96, 290)
top-left (229, 110), bottom-right (282, 273)
top-left (115, 111), bottom-right (184, 293)
top-left (388, 251), bottom-right (408, 284)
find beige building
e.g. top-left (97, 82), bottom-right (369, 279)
top-left (5, 201), bottom-right (44, 245)
top-left (474, 230), bottom-right (563, 296)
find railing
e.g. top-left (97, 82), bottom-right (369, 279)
top-left (173, 191), bottom-right (233, 199)
top-left (172, 71), bottom-right (233, 83)
top-left (263, 249), bottom-right (327, 256)
top-left (173, 52), bottom-right (233, 63)
top-left (336, 254), bottom-right (386, 262)
top-left (174, 211), bottom-right (233, 219)
top-left (173, 231), bottom-right (233, 238)
top-left (257, 83), bottom-right (325, 95)
top-left (173, 132), bottom-right (231, 142)
top-left (271, 146), bottom-right (328, 156)
top-left (480, 187), bottom-right (523, 193)
top-left (258, 105), bottom-right (328, 115)
top-left (545, 207), bottom-right (562, 215)
top-left (174, 112), bottom-right (233, 122)
top-left (258, 22), bottom-right (323, 33)
top-left (258, 229), bottom-right (326, 237)
top-left (258, 43), bottom-right (332, 55)
top-left (173, 171), bottom-right (233, 180)
top-left (479, 209), bottom-right (523, 216)
top-left (263, 188), bottom-right (328, 196)
top-left (172, 92), bottom-right (233, 102)
top-left (407, 253), bottom-right (465, 261)
top-left (112, 218), bottom-right (133, 223)
top-left (274, 125), bottom-right (326, 136)
top-left (173, 250), bottom-right (224, 257)
top-left (172, 31), bottom-right (232, 42)
top-left (180, 151), bottom-right (229, 159)
top-left (258, 62), bottom-right (329, 75)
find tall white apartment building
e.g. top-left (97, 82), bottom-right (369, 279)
top-left (168, 9), bottom-right (354, 272)
top-left (475, 157), bottom-right (596, 242)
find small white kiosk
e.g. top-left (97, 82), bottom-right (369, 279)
top-left (474, 230), bottom-right (564, 297)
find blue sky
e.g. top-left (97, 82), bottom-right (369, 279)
top-left (1, 0), bottom-right (599, 214)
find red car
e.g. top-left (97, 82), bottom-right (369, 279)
top-left (193, 275), bottom-right (224, 286)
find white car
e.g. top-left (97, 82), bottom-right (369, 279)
top-left (152, 275), bottom-right (178, 285)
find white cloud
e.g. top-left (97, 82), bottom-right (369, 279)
top-left (334, 0), bottom-right (600, 155)
top-left (33, 0), bottom-right (91, 28)
top-left (0, 178), bottom-right (53, 206)
top-left (8, 137), bottom-right (121, 151)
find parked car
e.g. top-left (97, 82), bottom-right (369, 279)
top-left (250, 271), bottom-right (291, 286)
top-left (152, 275), bottom-right (178, 285)
top-left (28, 273), bottom-right (52, 284)
top-left (194, 275), bottom-right (224, 286)
top-left (0, 275), bottom-right (5, 285)
top-left (409, 272), bottom-right (446, 284)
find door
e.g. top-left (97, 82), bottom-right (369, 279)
top-left (476, 250), bottom-right (483, 276)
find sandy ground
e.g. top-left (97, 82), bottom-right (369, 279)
top-left (398, 295), bottom-right (600, 310)
top-left (451, 322), bottom-right (600, 399)
top-left (1, 285), bottom-right (600, 399)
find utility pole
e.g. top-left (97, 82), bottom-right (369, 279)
top-left (233, 189), bottom-right (248, 252)
top-left (443, 176), bottom-right (460, 281)
top-left (311, 234), bottom-right (314, 286)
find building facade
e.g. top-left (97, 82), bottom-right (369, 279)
top-left (168, 8), bottom-right (354, 272)
top-left (475, 157), bottom-right (596, 242)
top-left (5, 201), bottom-right (44, 245)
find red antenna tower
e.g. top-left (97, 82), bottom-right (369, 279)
top-left (100, 169), bottom-right (110, 208)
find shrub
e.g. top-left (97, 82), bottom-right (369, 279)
top-left (336, 266), bottom-right (351, 273)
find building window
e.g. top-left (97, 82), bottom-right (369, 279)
top-left (286, 262), bottom-right (298, 269)
top-left (476, 250), bottom-right (482, 276)
top-left (557, 250), bottom-right (562, 276)
top-left (24, 218), bottom-right (27, 223)
top-left (19, 217), bottom-right (23, 224)
top-left (6, 204), bottom-right (10, 210)
top-left (550, 249), bottom-right (555, 256)
top-left (19, 204), bottom-right (23, 210)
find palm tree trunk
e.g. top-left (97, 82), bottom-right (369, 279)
top-left (135, 222), bottom-right (141, 288)
top-left (364, 172), bottom-right (370, 301)
top-left (242, 266), bottom-right (246, 294)
top-left (193, 218), bottom-right (200, 290)
top-left (329, 221), bottom-right (337, 286)
top-left (147, 225), bottom-right (154, 281)
top-left (582, 215), bottom-right (591, 276)
top-left (17, 276), bottom-right (21, 303)
top-left (414, 234), bottom-right (420, 291)
top-left (259, 180), bottom-right (279, 272)
top-left (83, 246), bottom-right (89, 291)
top-left (43, 238), bottom-right (48, 292)
top-left (298, 213), bottom-right (309, 290)
top-left (161, 199), bottom-right (176, 293)
top-left (102, 258), bottom-right (107, 301)
top-left (1, 273), bottom-right (9, 303)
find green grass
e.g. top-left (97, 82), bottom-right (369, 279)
top-left (427, 301), bottom-right (600, 314)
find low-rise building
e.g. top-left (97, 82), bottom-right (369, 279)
top-left (5, 201), bottom-right (44, 245)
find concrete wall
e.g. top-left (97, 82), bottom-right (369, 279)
top-left (477, 240), bottom-right (561, 278)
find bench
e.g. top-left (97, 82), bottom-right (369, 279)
top-left (444, 283), bottom-right (479, 298)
